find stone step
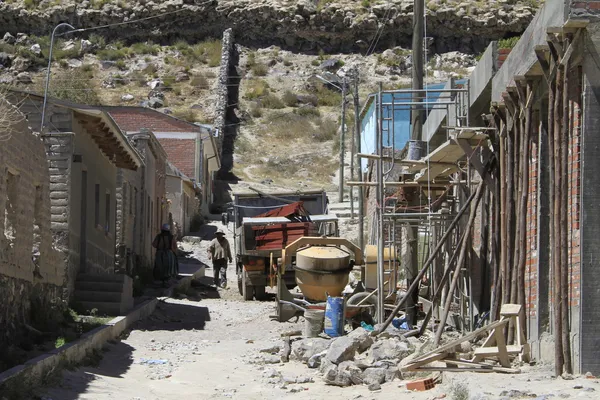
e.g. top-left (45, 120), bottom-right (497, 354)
top-left (74, 301), bottom-right (122, 317)
top-left (77, 273), bottom-right (129, 283)
top-left (75, 281), bottom-right (124, 292)
top-left (74, 290), bottom-right (123, 303)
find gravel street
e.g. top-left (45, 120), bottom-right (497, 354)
top-left (38, 221), bottom-right (600, 400)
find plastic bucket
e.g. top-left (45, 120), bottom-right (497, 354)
top-left (303, 309), bottom-right (325, 337)
top-left (407, 140), bottom-right (426, 161)
top-left (323, 296), bottom-right (345, 337)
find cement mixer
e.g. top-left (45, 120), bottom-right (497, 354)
top-left (274, 237), bottom-right (374, 324)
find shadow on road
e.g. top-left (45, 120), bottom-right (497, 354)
top-left (132, 300), bottom-right (211, 332)
top-left (39, 342), bottom-right (135, 400)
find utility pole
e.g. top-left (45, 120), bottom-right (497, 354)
top-left (353, 69), bottom-right (365, 266)
top-left (411, 0), bottom-right (424, 141)
top-left (406, 0), bottom-right (425, 327)
top-left (41, 22), bottom-right (76, 133)
top-left (339, 79), bottom-right (347, 202)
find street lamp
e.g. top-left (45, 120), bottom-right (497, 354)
top-left (315, 74), bottom-right (350, 202)
top-left (40, 22), bottom-right (77, 133)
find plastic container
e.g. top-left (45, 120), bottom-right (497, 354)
top-left (323, 296), bottom-right (345, 337)
top-left (303, 309), bottom-right (325, 337)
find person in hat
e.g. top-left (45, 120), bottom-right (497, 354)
top-left (208, 228), bottom-right (232, 288)
top-left (152, 223), bottom-right (179, 287)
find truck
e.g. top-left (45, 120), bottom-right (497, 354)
top-left (225, 189), bottom-right (338, 300)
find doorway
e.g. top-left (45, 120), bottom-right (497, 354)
top-left (80, 170), bottom-right (87, 272)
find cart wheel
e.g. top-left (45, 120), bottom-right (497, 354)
top-left (242, 272), bottom-right (254, 300)
top-left (347, 292), bottom-right (378, 323)
top-left (237, 274), bottom-right (243, 295)
top-left (254, 285), bottom-right (266, 300)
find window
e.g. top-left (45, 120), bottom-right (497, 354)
top-left (156, 197), bottom-right (159, 229)
top-left (94, 184), bottom-right (100, 227)
top-left (4, 171), bottom-right (19, 248)
top-left (123, 183), bottom-right (128, 219)
top-left (129, 184), bottom-right (133, 215)
top-left (32, 185), bottom-right (42, 251)
top-left (105, 192), bottom-right (111, 233)
top-left (147, 196), bottom-right (151, 228)
top-left (32, 185), bottom-right (42, 269)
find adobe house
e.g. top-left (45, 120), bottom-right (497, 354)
top-left (165, 162), bottom-right (200, 238)
top-left (106, 107), bottom-right (221, 215)
top-left (115, 128), bottom-right (170, 275)
top-left (0, 98), bottom-right (63, 362)
top-left (10, 91), bottom-right (142, 316)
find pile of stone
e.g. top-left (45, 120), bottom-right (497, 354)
top-left (289, 327), bottom-right (422, 391)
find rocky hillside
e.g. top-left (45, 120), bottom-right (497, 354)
top-left (0, 0), bottom-right (531, 191)
top-left (0, 0), bottom-right (538, 54)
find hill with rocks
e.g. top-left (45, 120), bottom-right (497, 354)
top-left (0, 0), bottom-right (534, 195)
top-left (0, 0), bottom-right (538, 53)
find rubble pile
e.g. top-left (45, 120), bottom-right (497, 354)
top-left (287, 327), bottom-right (425, 389)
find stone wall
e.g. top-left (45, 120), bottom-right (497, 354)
top-left (0, 99), bottom-right (64, 364)
top-left (214, 28), bottom-right (235, 158)
top-left (42, 133), bottom-right (74, 298)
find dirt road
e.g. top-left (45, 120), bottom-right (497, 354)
top-left (38, 222), bottom-right (600, 400)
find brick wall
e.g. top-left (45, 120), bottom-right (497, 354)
top-left (497, 48), bottom-right (512, 70)
top-left (158, 138), bottom-right (197, 181)
top-left (0, 101), bottom-right (64, 362)
top-left (567, 67), bottom-right (582, 309)
top-left (525, 140), bottom-right (539, 318)
top-left (522, 70), bottom-right (582, 323)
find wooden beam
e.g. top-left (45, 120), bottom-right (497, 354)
top-left (534, 45), bottom-right (551, 82)
top-left (456, 139), bottom-right (497, 196)
top-left (560, 28), bottom-right (583, 68)
top-left (547, 34), bottom-right (563, 61)
top-left (563, 18), bottom-right (589, 29)
top-left (412, 319), bottom-right (511, 362)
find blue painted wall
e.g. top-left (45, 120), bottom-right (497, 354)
top-left (360, 81), bottom-right (465, 171)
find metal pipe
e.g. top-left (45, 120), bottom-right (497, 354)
top-left (383, 93), bottom-right (395, 175)
top-left (380, 101), bottom-right (459, 106)
top-left (376, 83), bottom-right (385, 324)
top-left (339, 78), bottom-right (347, 201)
top-left (354, 69), bottom-right (365, 277)
top-left (41, 22), bottom-right (76, 133)
top-left (384, 88), bottom-right (469, 93)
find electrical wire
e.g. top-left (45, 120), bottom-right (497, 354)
top-left (364, 1), bottom-right (394, 57)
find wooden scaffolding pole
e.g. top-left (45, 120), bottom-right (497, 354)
top-left (551, 40), bottom-right (565, 376)
top-left (560, 34), bottom-right (573, 374)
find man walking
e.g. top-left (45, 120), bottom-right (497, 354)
top-left (208, 228), bottom-right (232, 288)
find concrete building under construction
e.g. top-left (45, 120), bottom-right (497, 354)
top-left (357, 0), bottom-right (600, 376)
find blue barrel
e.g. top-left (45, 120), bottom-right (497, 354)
top-left (323, 296), bottom-right (345, 337)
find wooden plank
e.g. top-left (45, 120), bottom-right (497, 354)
top-left (473, 345), bottom-right (523, 356)
top-left (564, 19), bottom-right (589, 29)
top-left (500, 303), bottom-right (521, 316)
top-left (414, 366), bottom-right (520, 373)
top-left (438, 359), bottom-right (521, 373)
top-left (456, 139), bottom-right (497, 196)
top-left (547, 26), bottom-right (564, 35)
top-left (401, 352), bottom-right (448, 371)
top-left (494, 326), bottom-right (511, 368)
top-left (412, 319), bottom-right (510, 362)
